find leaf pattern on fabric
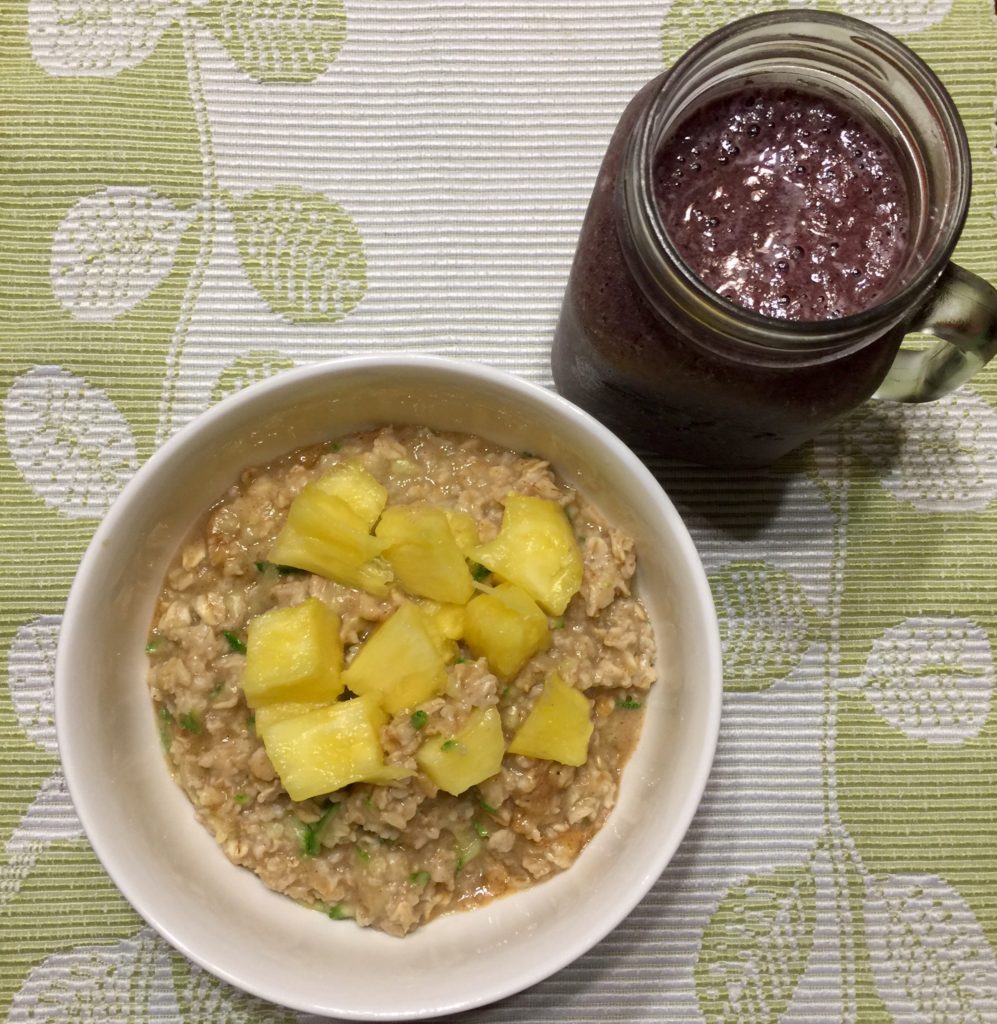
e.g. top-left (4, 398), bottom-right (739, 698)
top-left (197, 0), bottom-right (347, 82)
top-left (659, 0), bottom-right (952, 66)
top-left (51, 187), bottom-right (198, 323)
top-left (4, 366), bottom-right (138, 518)
top-left (660, 0), bottom-right (818, 64)
top-left (171, 953), bottom-right (303, 1024)
top-left (863, 873), bottom-right (997, 1022)
top-left (1, 772), bottom-right (83, 908)
top-left (835, 0), bottom-right (954, 34)
top-left (710, 561), bottom-right (822, 691)
top-left (8, 615), bottom-right (63, 755)
top-left (7, 927), bottom-right (177, 1023)
top-left (858, 617), bottom-right (993, 743)
top-left (229, 186), bottom-right (367, 323)
top-left (2, 615), bottom-right (83, 907)
top-left (27, 0), bottom-right (178, 77)
top-left (210, 351), bottom-right (296, 405)
top-left (695, 866), bottom-right (817, 1024)
top-left (844, 391), bottom-right (997, 512)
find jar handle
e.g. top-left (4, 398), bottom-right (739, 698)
top-left (874, 264), bottom-right (997, 402)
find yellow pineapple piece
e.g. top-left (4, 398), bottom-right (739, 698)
top-left (445, 510), bottom-right (480, 555)
top-left (254, 700), bottom-right (329, 733)
top-left (241, 598), bottom-right (344, 708)
top-left (341, 602), bottom-right (446, 713)
top-left (470, 495), bottom-right (582, 615)
top-left (508, 672), bottom-right (592, 766)
top-left (415, 599), bottom-right (466, 663)
top-left (416, 707), bottom-right (505, 796)
top-left (311, 461), bottom-right (387, 530)
top-left (463, 582), bottom-right (549, 680)
top-left (423, 601), bottom-right (465, 642)
top-left (260, 694), bottom-right (409, 802)
top-left (267, 484), bottom-right (393, 596)
top-left (375, 504), bottom-right (475, 605)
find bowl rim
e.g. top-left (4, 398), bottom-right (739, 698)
top-left (55, 354), bottom-right (722, 1019)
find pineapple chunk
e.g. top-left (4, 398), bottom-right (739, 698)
top-left (416, 707), bottom-right (505, 796)
top-left (311, 461), bottom-right (387, 530)
top-left (260, 694), bottom-right (408, 802)
top-left (421, 601), bottom-right (465, 642)
top-left (470, 495), bottom-right (582, 615)
top-left (267, 484), bottom-right (393, 596)
top-left (375, 504), bottom-right (475, 605)
top-left (508, 672), bottom-right (592, 767)
top-left (254, 700), bottom-right (329, 733)
top-left (445, 510), bottom-right (480, 555)
top-left (416, 599), bottom-right (466, 663)
top-left (463, 582), bottom-right (549, 680)
top-left (241, 598), bottom-right (344, 708)
top-left (341, 602), bottom-right (446, 713)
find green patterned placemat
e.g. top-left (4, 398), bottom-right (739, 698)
top-left (2, 1), bottom-right (996, 1021)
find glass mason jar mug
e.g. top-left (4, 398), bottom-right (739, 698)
top-left (551, 11), bottom-right (997, 467)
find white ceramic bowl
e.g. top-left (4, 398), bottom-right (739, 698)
top-left (56, 356), bottom-right (721, 1020)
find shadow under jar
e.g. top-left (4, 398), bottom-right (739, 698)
top-left (552, 11), bottom-right (997, 467)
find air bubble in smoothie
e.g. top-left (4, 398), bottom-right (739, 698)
top-left (654, 86), bottom-right (910, 321)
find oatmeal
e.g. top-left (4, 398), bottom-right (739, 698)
top-left (146, 426), bottom-right (657, 936)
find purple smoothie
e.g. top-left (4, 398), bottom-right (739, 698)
top-left (551, 75), bottom-right (917, 465)
top-left (654, 87), bottom-right (910, 320)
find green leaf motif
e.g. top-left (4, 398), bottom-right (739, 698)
top-left (660, 1), bottom-right (951, 72)
top-left (8, 615), bottom-right (63, 754)
top-left (9, 927), bottom-right (173, 1022)
top-left (859, 617), bottom-right (993, 744)
top-left (862, 873), bottom-right (997, 1022)
top-left (4, 366), bottom-right (139, 518)
top-left (197, 0), bottom-right (347, 83)
top-left (834, 0), bottom-right (953, 35)
top-left (210, 351), bottom-right (296, 405)
top-left (51, 187), bottom-right (198, 323)
top-left (229, 187), bottom-right (367, 324)
top-left (696, 867), bottom-right (817, 1024)
top-left (28, 0), bottom-right (176, 78)
top-left (846, 393), bottom-right (997, 513)
top-left (660, 0), bottom-right (814, 66)
top-left (710, 561), bottom-right (821, 692)
top-left (171, 952), bottom-right (302, 1024)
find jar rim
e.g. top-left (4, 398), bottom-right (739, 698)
top-left (632, 9), bottom-right (972, 355)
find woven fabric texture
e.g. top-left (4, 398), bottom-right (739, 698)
top-left (2, 0), bottom-right (997, 1021)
